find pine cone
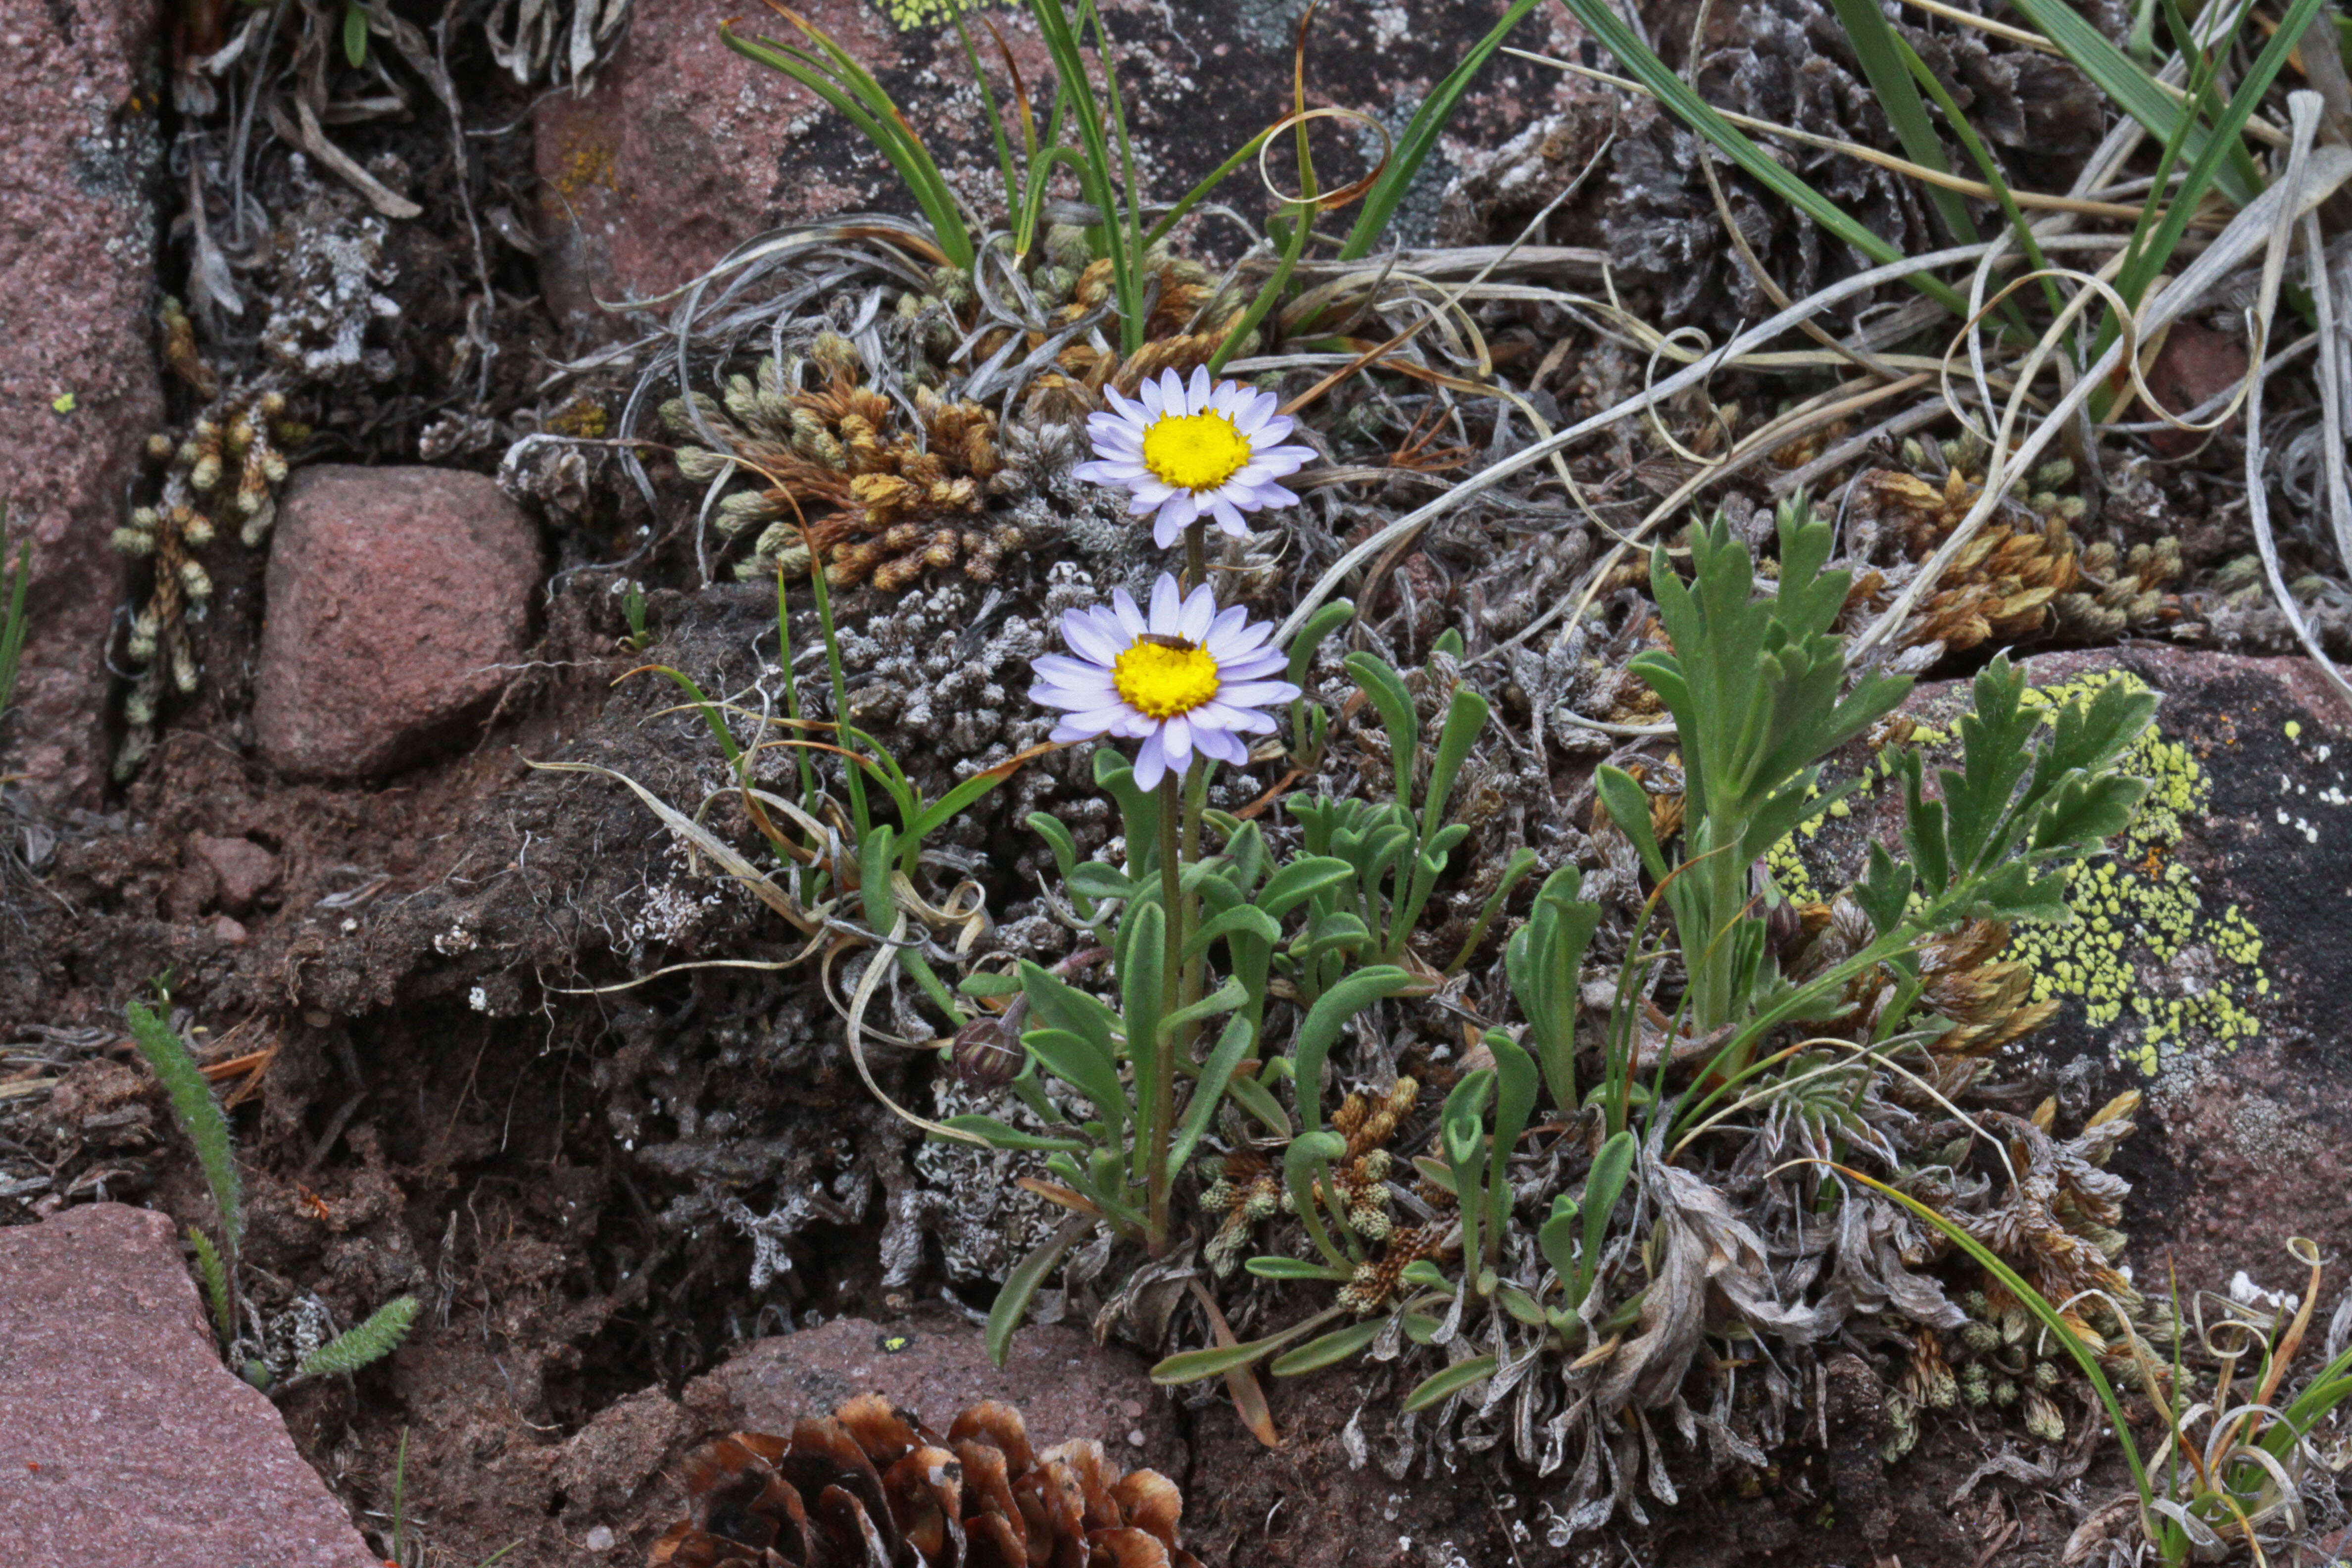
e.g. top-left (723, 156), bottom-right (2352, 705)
top-left (649, 1394), bottom-right (1200, 1568)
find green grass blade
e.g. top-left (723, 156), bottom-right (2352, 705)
top-left (1897, 35), bottom-right (2069, 335)
top-left (1027, 0), bottom-right (1140, 351)
top-left (722, 26), bottom-right (975, 267)
top-left (1823, 0), bottom-right (1977, 246)
top-left (988, 1214), bottom-right (1093, 1366)
top-left (954, 15), bottom-right (1022, 228)
top-left (1547, 0), bottom-right (1967, 316)
top-left (2000, 0), bottom-right (2260, 206)
top-left (1340, 0), bottom-right (1542, 258)
top-left (0, 528), bottom-right (30, 726)
top-left (2112, 0), bottom-right (2323, 313)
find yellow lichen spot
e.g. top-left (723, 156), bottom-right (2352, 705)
top-left (2285, 720), bottom-right (2303, 741)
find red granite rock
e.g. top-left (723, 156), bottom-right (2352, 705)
top-left (687, 1312), bottom-right (1183, 1479)
top-left (252, 464), bottom-right (542, 780)
top-left (191, 833), bottom-right (281, 914)
top-left (529, 0), bottom-right (1576, 338)
top-left (0, 0), bottom-right (166, 807)
top-left (0, 1203), bottom-right (379, 1568)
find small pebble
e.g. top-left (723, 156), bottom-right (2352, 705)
top-left (585, 1524), bottom-right (616, 1551)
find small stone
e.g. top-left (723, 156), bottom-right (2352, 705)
top-left (212, 915), bottom-right (250, 945)
top-left (191, 834), bottom-right (280, 914)
top-left (252, 466), bottom-right (543, 780)
top-left (584, 1524), bottom-right (616, 1551)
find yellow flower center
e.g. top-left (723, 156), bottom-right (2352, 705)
top-left (1113, 638), bottom-right (1221, 720)
top-left (1141, 411), bottom-right (1251, 492)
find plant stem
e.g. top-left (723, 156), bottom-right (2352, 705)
top-left (1184, 518), bottom-right (1207, 591)
top-left (1148, 773), bottom-right (1185, 1250)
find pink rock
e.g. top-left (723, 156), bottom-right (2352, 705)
top-left (192, 833), bottom-right (280, 914)
top-left (253, 465), bottom-right (542, 780)
top-left (532, 0), bottom-right (908, 335)
top-left (0, 0), bottom-right (166, 807)
top-left (2144, 319), bottom-right (2249, 457)
top-left (0, 1203), bottom-right (380, 1568)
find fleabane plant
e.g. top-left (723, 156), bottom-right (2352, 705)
top-left (1031, 574), bottom-right (1299, 787)
top-left (1075, 367), bottom-right (1315, 548)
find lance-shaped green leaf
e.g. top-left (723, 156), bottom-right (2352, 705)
top-left (1288, 967), bottom-right (1417, 1132)
top-left (1402, 1354), bottom-right (1500, 1413)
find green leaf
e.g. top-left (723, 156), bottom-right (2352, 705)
top-left (937, 1114), bottom-right (1088, 1154)
top-left (1287, 599), bottom-right (1354, 688)
top-left (1402, 1354), bottom-right (1500, 1412)
top-left (1150, 1304), bottom-right (1347, 1384)
top-left (1258, 856), bottom-right (1356, 920)
top-left (300, 1295), bottom-right (417, 1379)
top-left (957, 971), bottom-right (1023, 999)
top-left (1167, 1014), bottom-right (1256, 1179)
top-left (1068, 862), bottom-right (1137, 901)
top-left (342, 2), bottom-right (368, 67)
top-left (1341, 0), bottom-right (1542, 257)
top-left (1245, 1255), bottom-right (1355, 1281)
top-left (1185, 905), bottom-right (1282, 962)
top-left (1268, 1317), bottom-right (1387, 1376)
top-left (1288, 966), bottom-right (1417, 1131)
top-left (1023, 1028), bottom-right (1130, 1134)
top-left (1579, 1129), bottom-right (1637, 1301)
top-left (1592, 766), bottom-right (1666, 883)
top-left (1018, 959), bottom-right (1124, 1052)
top-left (989, 1214), bottom-right (1094, 1367)
top-left (188, 1227), bottom-right (233, 1345)
top-left (128, 1001), bottom-right (241, 1252)
top-left (1343, 653), bottom-right (1422, 816)
top-left (1420, 685), bottom-right (1490, 846)
top-left (1401, 1259), bottom-right (1452, 1292)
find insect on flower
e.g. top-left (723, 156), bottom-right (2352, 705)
top-left (1073, 367), bottom-right (1317, 548)
top-left (1029, 573), bottom-right (1300, 790)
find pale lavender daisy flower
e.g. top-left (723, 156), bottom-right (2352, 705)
top-left (1029, 573), bottom-right (1301, 791)
top-left (1071, 366), bottom-right (1316, 549)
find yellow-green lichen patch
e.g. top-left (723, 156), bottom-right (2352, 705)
top-left (873, 0), bottom-right (995, 29)
top-left (2003, 672), bottom-right (2266, 1077)
top-left (1778, 668), bottom-right (2273, 1079)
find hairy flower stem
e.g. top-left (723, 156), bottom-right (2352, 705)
top-left (1183, 518), bottom-right (1207, 592)
top-left (1148, 774), bottom-right (1186, 1251)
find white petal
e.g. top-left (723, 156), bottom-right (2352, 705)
top-left (1185, 365), bottom-right (1213, 415)
top-left (1032, 653), bottom-right (1110, 685)
top-left (1209, 380), bottom-right (1246, 417)
top-left (1160, 713), bottom-right (1193, 767)
top-left (1217, 680), bottom-right (1302, 709)
top-left (1153, 508), bottom-right (1185, 549)
top-left (1131, 479), bottom-right (1176, 506)
top-left (1209, 496), bottom-right (1248, 535)
top-left (1111, 589), bottom-right (1146, 637)
top-left (1148, 573), bottom-right (1185, 635)
top-left (1195, 724), bottom-right (1248, 764)
top-left (1158, 490), bottom-right (1199, 534)
top-left (1064, 616), bottom-right (1125, 668)
top-left (1131, 730), bottom-right (1167, 791)
top-left (1179, 584), bottom-right (1218, 643)
top-left (1071, 460), bottom-right (1130, 486)
top-left (1051, 716), bottom-right (1109, 743)
top-left (1219, 651), bottom-right (1290, 682)
top-left (1204, 617), bottom-right (1269, 659)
